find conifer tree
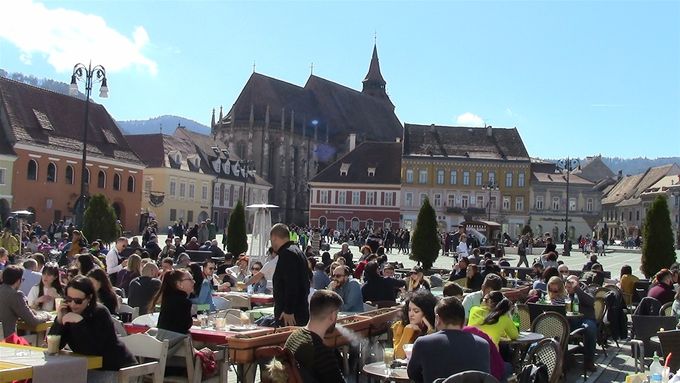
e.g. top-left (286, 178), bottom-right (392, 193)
top-left (82, 194), bottom-right (118, 244)
top-left (410, 197), bottom-right (441, 270)
top-left (227, 200), bottom-right (248, 256)
top-left (641, 195), bottom-right (676, 278)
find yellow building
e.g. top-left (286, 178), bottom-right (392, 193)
top-left (401, 124), bottom-right (531, 239)
top-left (0, 148), bottom-right (16, 222)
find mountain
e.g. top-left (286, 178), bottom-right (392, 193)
top-left (0, 68), bottom-right (85, 99)
top-left (600, 156), bottom-right (680, 176)
top-left (116, 115), bottom-right (211, 136)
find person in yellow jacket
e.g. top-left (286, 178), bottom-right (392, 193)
top-left (467, 290), bottom-right (518, 347)
top-left (0, 229), bottom-right (20, 256)
top-left (391, 290), bottom-right (437, 359)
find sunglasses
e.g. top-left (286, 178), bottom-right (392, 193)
top-left (64, 296), bottom-right (87, 304)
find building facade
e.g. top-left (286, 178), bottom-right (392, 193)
top-left (639, 174), bottom-right (680, 248)
top-left (211, 44), bottom-right (402, 224)
top-left (0, 77), bottom-right (143, 231)
top-left (309, 141), bottom-right (401, 232)
top-left (401, 124), bottom-right (531, 239)
top-left (0, 136), bottom-right (16, 222)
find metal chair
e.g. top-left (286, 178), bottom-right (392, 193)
top-left (525, 338), bottom-right (563, 383)
top-left (658, 329), bottom-right (680, 372)
top-left (660, 302), bottom-right (674, 316)
top-left (434, 371), bottom-right (500, 383)
top-left (630, 315), bottom-right (678, 372)
top-left (516, 304), bottom-right (531, 332)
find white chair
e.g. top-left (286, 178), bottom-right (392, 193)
top-left (165, 336), bottom-right (228, 383)
top-left (118, 333), bottom-right (169, 383)
top-left (132, 313), bottom-right (160, 327)
top-left (112, 317), bottom-right (128, 337)
top-left (119, 304), bottom-right (140, 320)
top-left (224, 314), bottom-right (242, 326)
top-left (212, 296), bottom-right (231, 311)
top-left (224, 293), bottom-right (251, 310)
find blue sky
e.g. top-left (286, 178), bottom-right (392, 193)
top-left (1, 0), bottom-right (679, 159)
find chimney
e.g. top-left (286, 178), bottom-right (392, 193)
top-left (487, 125), bottom-right (493, 137)
top-left (348, 133), bottom-right (356, 152)
top-left (617, 170), bottom-right (623, 180)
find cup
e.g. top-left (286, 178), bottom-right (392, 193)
top-left (197, 314), bottom-right (208, 328)
top-left (54, 297), bottom-right (63, 311)
top-left (46, 335), bottom-right (61, 354)
top-left (383, 348), bottom-right (394, 375)
top-left (236, 282), bottom-right (246, 292)
top-left (402, 344), bottom-right (414, 360)
top-left (215, 317), bottom-right (226, 331)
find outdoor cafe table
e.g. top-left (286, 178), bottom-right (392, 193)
top-left (123, 323), bottom-right (270, 345)
top-left (213, 292), bottom-right (275, 306)
top-left (16, 317), bottom-right (54, 346)
top-left (0, 342), bottom-right (102, 383)
top-left (501, 331), bottom-right (545, 373)
top-left (362, 361), bottom-right (411, 382)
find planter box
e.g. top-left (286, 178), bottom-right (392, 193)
top-left (226, 326), bottom-right (296, 364)
top-left (323, 315), bottom-right (372, 348)
top-left (360, 307), bottom-right (402, 336)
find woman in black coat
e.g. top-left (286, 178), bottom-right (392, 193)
top-left (49, 276), bottom-right (135, 371)
top-left (151, 269), bottom-right (195, 334)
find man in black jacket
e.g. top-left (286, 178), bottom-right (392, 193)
top-left (271, 223), bottom-right (310, 326)
top-left (128, 263), bottom-right (161, 315)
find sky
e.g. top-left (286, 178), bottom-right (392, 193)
top-left (0, 0), bottom-right (679, 159)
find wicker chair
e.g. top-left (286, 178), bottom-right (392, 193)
top-left (434, 371), bottom-right (500, 383)
top-left (528, 303), bottom-right (566, 323)
top-left (526, 338), bottom-right (563, 383)
top-left (660, 302), bottom-right (674, 316)
top-left (531, 312), bottom-right (586, 380)
top-left (630, 315), bottom-right (679, 372)
top-left (658, 330), bottom-right (680, 372)
top-left (516, 304), bottom-right (532, 332)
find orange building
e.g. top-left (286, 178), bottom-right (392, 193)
top-left (0, 77), bottom-right (144, 232)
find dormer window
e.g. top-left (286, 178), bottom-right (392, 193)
top-left (340, 163), bottom-right (350, 176)
top-left (168, 151), bottom-right (182, 169)
top-left (368, 167), bottom-right (376, 177)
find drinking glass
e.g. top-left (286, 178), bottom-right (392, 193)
top-left (383, 347), bottom-right (394, 376)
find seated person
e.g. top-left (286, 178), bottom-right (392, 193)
top-left (87, 269), bottom-right (120, 315)
top-left (284, 289), bottom-right (346, 383)
top-left (128, 263), bottom-right (162, 315)
top-left (466, 264), bottom-right (484, 292)
top-left (391, 290), bottom-right (437, 359)
top-left (243, 261), bottom-right (267, 293)
top-left (648, 269), bottom-right (675, 305)
top-left (565, 275), bottom-right (598, 372)
top-left (558, 264), bottom-right (571, 280)
top-left (49, 276), bottom-right (136, 371)
top-left (585, 263), bottom-right (605, 286)
top-left (152, 270), bottom-right (195, 334)
top-left (468, 291), bottom-right (518, 347)
top-left (448, 258), bottom-right (469, 282)
top-left (546, 276), bottom-right (568, 305)
top-left (442, 281), bottom-right (464, 300)
top-left (27, 263), bottom-right (63, 311)
top-left (541, 251), bottom-right (558, 269)
top-left (227, 255), bottom-right (250, 283)
top-left (361, 261), bottom-right (406, 303)
top-left (312, 262), bottom-right (331, 290)
top-left (463, 274), bottom-right (503, 323)
top-left (328, 265), bottom-right (364, 313)
top-left (533, 266), bottom-right (559, 292)
top-left (407, 296), bottom-right (490, 383)
top-left (618, 265), bottom-right (639, 306)
top-left (405, 266), bottom-right (431, 292)
top-left (582, 254), bottom-right (598, 272)
top-left (0, 266), bottom-right (51, 336)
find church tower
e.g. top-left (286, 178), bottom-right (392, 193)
top-left (362, 44), bottom-right (394, 109)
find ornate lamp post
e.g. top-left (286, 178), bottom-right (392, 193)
top-left (556, 158), bottom-right (581, 243)
top-left (69, 62), bottom-right (108, 228)
top-left (482, 181), bottom-right (499, 221)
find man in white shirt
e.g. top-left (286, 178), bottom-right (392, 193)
top-left (106, 237), bottom-right (129, 284)
top-left (19, 259), bottom-right (42, 296)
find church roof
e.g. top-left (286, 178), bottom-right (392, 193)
top-left (363, 44), bottom-right (386, 86)
top-left (0, 76), bottom-right (141, 165)
top-left (310, 141), bottom-right (402, 185)
top-left (403, 124), bottom-right (530, 161)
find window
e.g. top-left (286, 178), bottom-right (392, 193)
top-left (461, 195), bottom-right (469, 208)
top-left (337, 191), bottom-right (347, 205)
top-left (489, 196), bottom-right (497, 209)
top-left (463, 171), bottom-right (470, 185)
top-left (383, 219), bottom-right (392, 229)
top-left (475, 172), bottom-right (482, 186)
top-left (320, 190), bottom-right (330, 204)
top-left (65, 165), bottom-right (74, 185)
top-left (367, 167), bottom-right (376, 177)
top-left (405, 192), bottom-right (413, 207)
top-left (0, 168), bottom-right (4, 185)
top-left (169, 179), bottom-right (177, 197)
top-left (488, 171), bottom-right (496, 184)
top-left (340, 163), bottom-right (350, 176)
top-left (476, 195), bottom-right (484, 207)
top-left (505, 172), bottom-right (513, 187)
top-left (127, 176), bottom-right (135, 192)
top-left (27, 160), bottom-right (38, 180)
top-left (169, 209), bottom-right (177, 222)
top-left (202, 184), bottom-right (208, 200)
top-left (337, 217), bottom-right (346, 231)
top-left (420, 193), bottom-right (428, 206)
top-left (535, 196), bottom-right (544, 210)
top-left (47, 162), bottom-right (56, 182)
top-left (516, 197), bottom-right (524, 211)
top-left (418, 169), bottom-right (428, 184)
top-left (552, 196), bottom-right (560, 211)
top-left (187, 210), bottom-right (194, 223)
top-left (636, 210), bottom-right (640, 221)
top-left (406, 169), bottom-right (414, 183)
top-left (352, 191), bottom-right (360, 205)
top-left (518, 172), bottom-right (525, 187)
top-left (144, 178), bottom-right (152, 196)
top-left (97, 171), bottom-right (106, 189)
top-left (179, 182), bottom-right (186, 199)
top-left (586, 198), bottom-right (593, 212)
top-left (450, 170), bottom-right (457, 185)
top-left (434, 193), bottom-right (442, 207)
top-left (213, 184), bottom-right (220, 205)
top-left (366, 219), bottom-right (374, 229)
top-left (351, 217), bottom-right (360, 231)
top-left (447, 194), bottom-right (455, 207)
top-left (366, 191), bottom-right (376, 205)
top-left (113, 173), bottom-right (121, 191)
top-left (436, 170), bottom-right (444, 185)
top-left (502, 196), bottom-right (511, 210)
top-left (384, 192), bottom-right (394, 206)
top-left (188, 184), bottom-right (195, 200)
top-left (569, 198), bottom-right (576, 211)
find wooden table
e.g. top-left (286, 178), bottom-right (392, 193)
top-left (16, 320), bottom-right (54, 346)
top-left (0, 342), bottom-right (102, 382)
top-left (362, 361), bottom-right (410, 382)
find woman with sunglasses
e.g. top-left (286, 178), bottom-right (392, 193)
top-left (244, 261), bottom-right (267, 293)
top-left (27, 263), bottom-right (63, 311)
top-left (391, 290), bottom-right (437, 359)
top-left (150, 269), bottom-right (195, 334)
top-left (87, 269), bottom-right (120, 315)
top-left (405, 266), bottom-right (430, 293)
top-left (468, 290), bottom-right (518, 347)
top-left (49, 276), bottom-right (136, 373)
top-left (546, 276), bottom-right (568, 305)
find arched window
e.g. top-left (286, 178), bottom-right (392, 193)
top-left (366, 219), bottom-right (374, 230)
top-left (27, 160), bottom-right (38, 181)
top-left (319, 216), bottom-right (327, 228)
top-left (351, 217), bottom-right (360, 231)
top-left (97, 170), bottom-right (106, 189)
top-left (65, 165), bottom-right (74, 185)
top-left (337, 217), bottom-right (346, 232)
top-left (46, 162), bottom-right (57, 182)
top-left (127, 176), bottom-right (135, 192)
top-left (113, 173), bottom-right (121, 191)
top-left (383, 218), bottom-right (392, 229)
top-left (84, 168), bottom-right (90, 185)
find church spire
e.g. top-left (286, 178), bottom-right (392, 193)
top-left (362, 43), bottom-right (393, 108)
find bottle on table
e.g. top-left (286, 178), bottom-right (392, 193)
top-left (649, 352), bottom-right (663, 382)
top-left (572, 294), bottom-right (580, 313)
top-left (512, 308), bottom-right (521, 331)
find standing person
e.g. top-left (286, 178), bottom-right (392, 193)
top-left (0, 265), bottom-right (50, 336)
top-left (271, 223), bottom-right (311, 326)
top-left (284, 290), bottom-right (346, 383)
top-left (543, 236), bottom-right (557, 255)
top-left (105, 237), bottom-right (129, 286)
top-left (517, 235), bottom-right (529, 267)
top-left (407, 296), bottom-right (490, 383)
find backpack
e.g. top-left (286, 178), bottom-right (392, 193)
top-left (517, 361), bottom-right (550, 383)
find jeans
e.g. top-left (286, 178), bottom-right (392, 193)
top-left (568, 317), bottom-right (598, 363)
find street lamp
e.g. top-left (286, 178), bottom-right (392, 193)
top-left (69, 62), bottom-right (108, 228)
top-left (482, 181), bottom-right (499, 221)
top-left (556, 157), bottom-right (581, 243)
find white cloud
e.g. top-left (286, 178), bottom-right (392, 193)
top-left (0, 0), bottom-right (157, 75)
top-left (456, 112), bottom-right (484, 127)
